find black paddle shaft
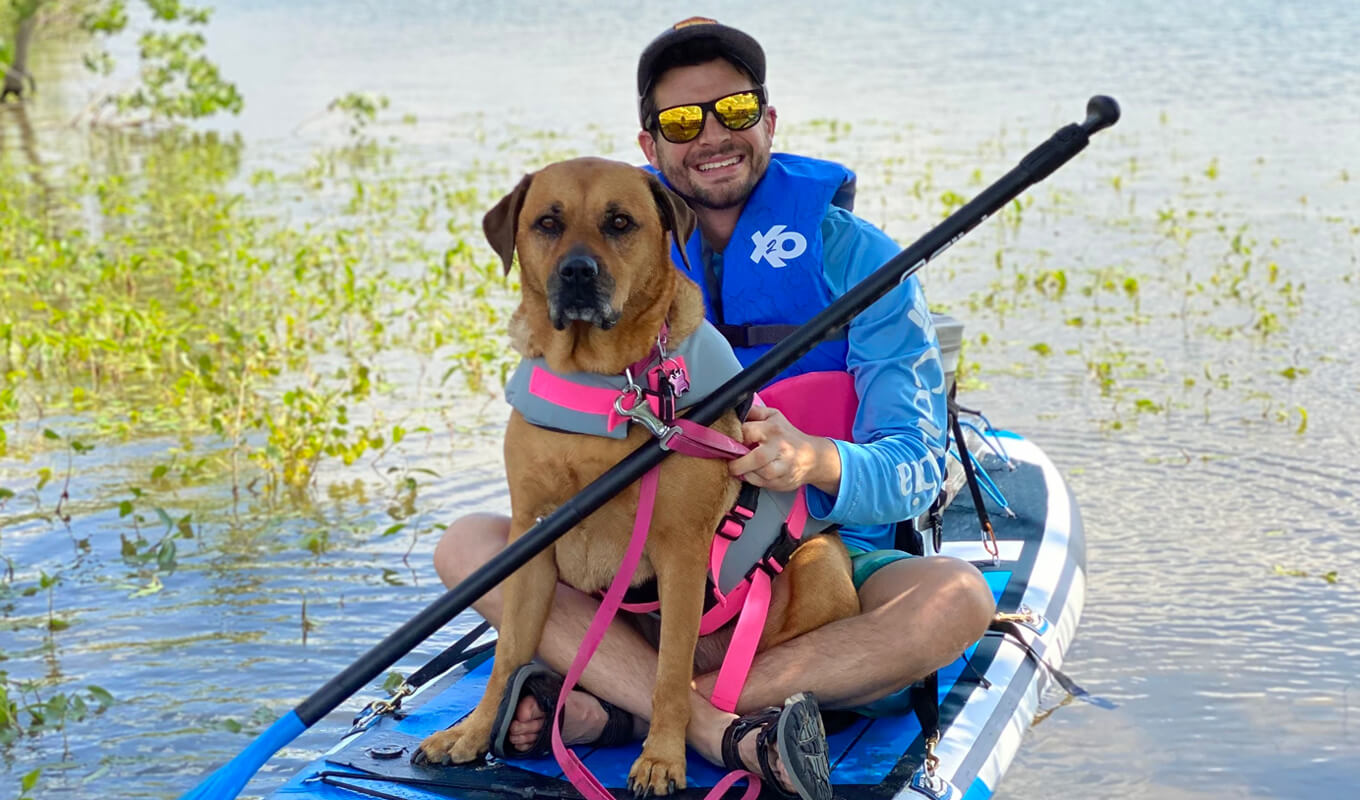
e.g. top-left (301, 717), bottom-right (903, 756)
top-left (295, 95), bottom-right (1120, 726)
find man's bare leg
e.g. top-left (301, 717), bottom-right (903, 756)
top-left (433, 514), bottom-right (994, 775)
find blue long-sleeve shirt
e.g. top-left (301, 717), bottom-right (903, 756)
top-left (748, 205), bottom-right (949, 552)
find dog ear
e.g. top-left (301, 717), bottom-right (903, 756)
top-left (646, 173), bottom-right (697, 273)
top-left (483, 173), bottom-right (534, 275)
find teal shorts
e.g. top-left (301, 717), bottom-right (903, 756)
top-left (845, 546), bottom-right (919, 717)
top-left (849, 547), bottom-right (917, 591)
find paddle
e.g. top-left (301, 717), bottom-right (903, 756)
top-left (180, 95), bottom-right (1119, 800)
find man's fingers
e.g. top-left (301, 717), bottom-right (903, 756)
top-left (743, 404), bottom-right (776, 421)
top-left (740, 418), bottom-right (770, 446)
top-left (729, 445), bottom-right (775, 477)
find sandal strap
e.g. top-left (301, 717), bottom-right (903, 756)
top-left (756, 720), bottom-right (801, 799)
top-left (592, 699), bottom-right (636, 748)
top-left (720, 707), bottom-right (787, 785)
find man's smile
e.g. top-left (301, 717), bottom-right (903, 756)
top-left (696, 154), bottom-right (743, 172)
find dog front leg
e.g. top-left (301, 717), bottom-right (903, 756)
top-left (417, 538), bottom-right (558, 764)
top-left (628, 547), bottom-right (708, 796)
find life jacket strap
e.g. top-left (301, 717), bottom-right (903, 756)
top-left (715, 323), bottom-right (847, 349)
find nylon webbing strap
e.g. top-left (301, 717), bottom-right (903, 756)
top-left (989, 621), bottom-right (1114, 709)
top-left (911, 670), bottom-right (941, 742)
top-left (403, 620), bottom-right (494, 691)
top-left (949, 388), bottom-right (994, 544)
top-left (318, 771), bottom-right (580, 800)
top-left (715, 323), bottom-right (848, 349)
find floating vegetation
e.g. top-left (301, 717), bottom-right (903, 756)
top-left (1272, 564), bottom-right (1339, 584)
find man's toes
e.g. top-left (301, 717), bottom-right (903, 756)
top-left (515, 694), bottom-right (544, 723)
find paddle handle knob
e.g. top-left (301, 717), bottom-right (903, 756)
top-left (1082, 95), bottom-right (1120, 135)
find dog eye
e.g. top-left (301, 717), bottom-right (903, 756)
top-left (606, 213), bottom-right (636, 234)
top-left (534, 216), bottom-right (562, 234)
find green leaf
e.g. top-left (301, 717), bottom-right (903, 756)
top-left (42, 428), bottom-right (60, 440)
top-left (156, 540), bottom-right (177, 570)
top-left (151, 464), bottom-right (169, 480)
top-left (381, 523), bottom-right (405, 537)
top-left (87, 685), bottom-right (115, 707)
top-left (119, 500), bottom-right (134, 517)
top-left (21, 769), bottom-right (40, 792)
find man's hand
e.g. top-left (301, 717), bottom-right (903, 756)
top-left (728, 405), bottom-right (842, 494)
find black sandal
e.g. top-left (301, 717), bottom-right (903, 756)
top-left (721, 692), bottom-right (833, 800)
top-left (489, 662), bottom-right (636, 759)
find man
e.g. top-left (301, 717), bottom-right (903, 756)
top-left (432, 18), bottom-right (995, 799)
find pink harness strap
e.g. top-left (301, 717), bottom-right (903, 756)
top-left (708, 488), bottom-right (810, 713)
top-left (551, 467), bottom-right (761, 800)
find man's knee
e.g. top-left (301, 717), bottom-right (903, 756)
top-left (433, 513), bottom-right (509, 588)
top-left (865, 555), bottom-right (995, 641)
top-left (936, 557), bottom-right (996, 638)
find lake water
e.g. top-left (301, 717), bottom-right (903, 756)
top-left (2, 1), bottom-right (1358, 798)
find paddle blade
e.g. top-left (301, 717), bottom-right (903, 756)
top-left (179, 711), bottom-right (307, 799)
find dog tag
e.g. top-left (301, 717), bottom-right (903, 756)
top-left (666, 367), bottom-right (690, 397)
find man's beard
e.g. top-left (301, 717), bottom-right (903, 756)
top-left (658, 145), bottom-right (769, 211)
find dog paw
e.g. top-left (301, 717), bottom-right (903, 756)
top-left (414, 719), bottom-right (491, 765)
top-left (628, 746), bottom-right (687, 797)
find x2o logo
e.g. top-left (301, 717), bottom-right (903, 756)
top-left (750, 225), bottom-right (807, 268)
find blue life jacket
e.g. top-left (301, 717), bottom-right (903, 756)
top-left (652, 153), bottom-right (856, 383)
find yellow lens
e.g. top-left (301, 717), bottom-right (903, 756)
top-left (714, 92), bottom-right (762, 130)
top-left (657, 105), bottom-right (704, 143)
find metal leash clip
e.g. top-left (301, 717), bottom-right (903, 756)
top-left (614, 381), bottom-right (682, 449)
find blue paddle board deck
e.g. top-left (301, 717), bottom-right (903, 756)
top-left (271, 433), bottom-right (1084, 800)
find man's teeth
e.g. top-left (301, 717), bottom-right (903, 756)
top-left (697, 156), bottom-right (741, 172)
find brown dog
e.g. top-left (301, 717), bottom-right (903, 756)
top-left (417, 158), bottom-right (858, 794)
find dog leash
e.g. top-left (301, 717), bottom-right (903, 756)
top-left (546, 328), bottom-right (796, 799)
top-left (549, 466), bottom-right (762, 800)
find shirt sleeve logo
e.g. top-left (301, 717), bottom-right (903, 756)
top-left (749, 224), bottom-right (807, 268)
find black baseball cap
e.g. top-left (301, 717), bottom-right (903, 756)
top-left (636, 17), bottom-right (766, 124)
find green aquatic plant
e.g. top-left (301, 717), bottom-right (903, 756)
top-left (1, 125), bottom-right (521, 504)
top-left (0, 669), bottom-right (114, 752)
top-left (329, 91), bottom-right (391, 137)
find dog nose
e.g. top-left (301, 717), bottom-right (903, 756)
top-left (557, 255), bottom-right (599, 282)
